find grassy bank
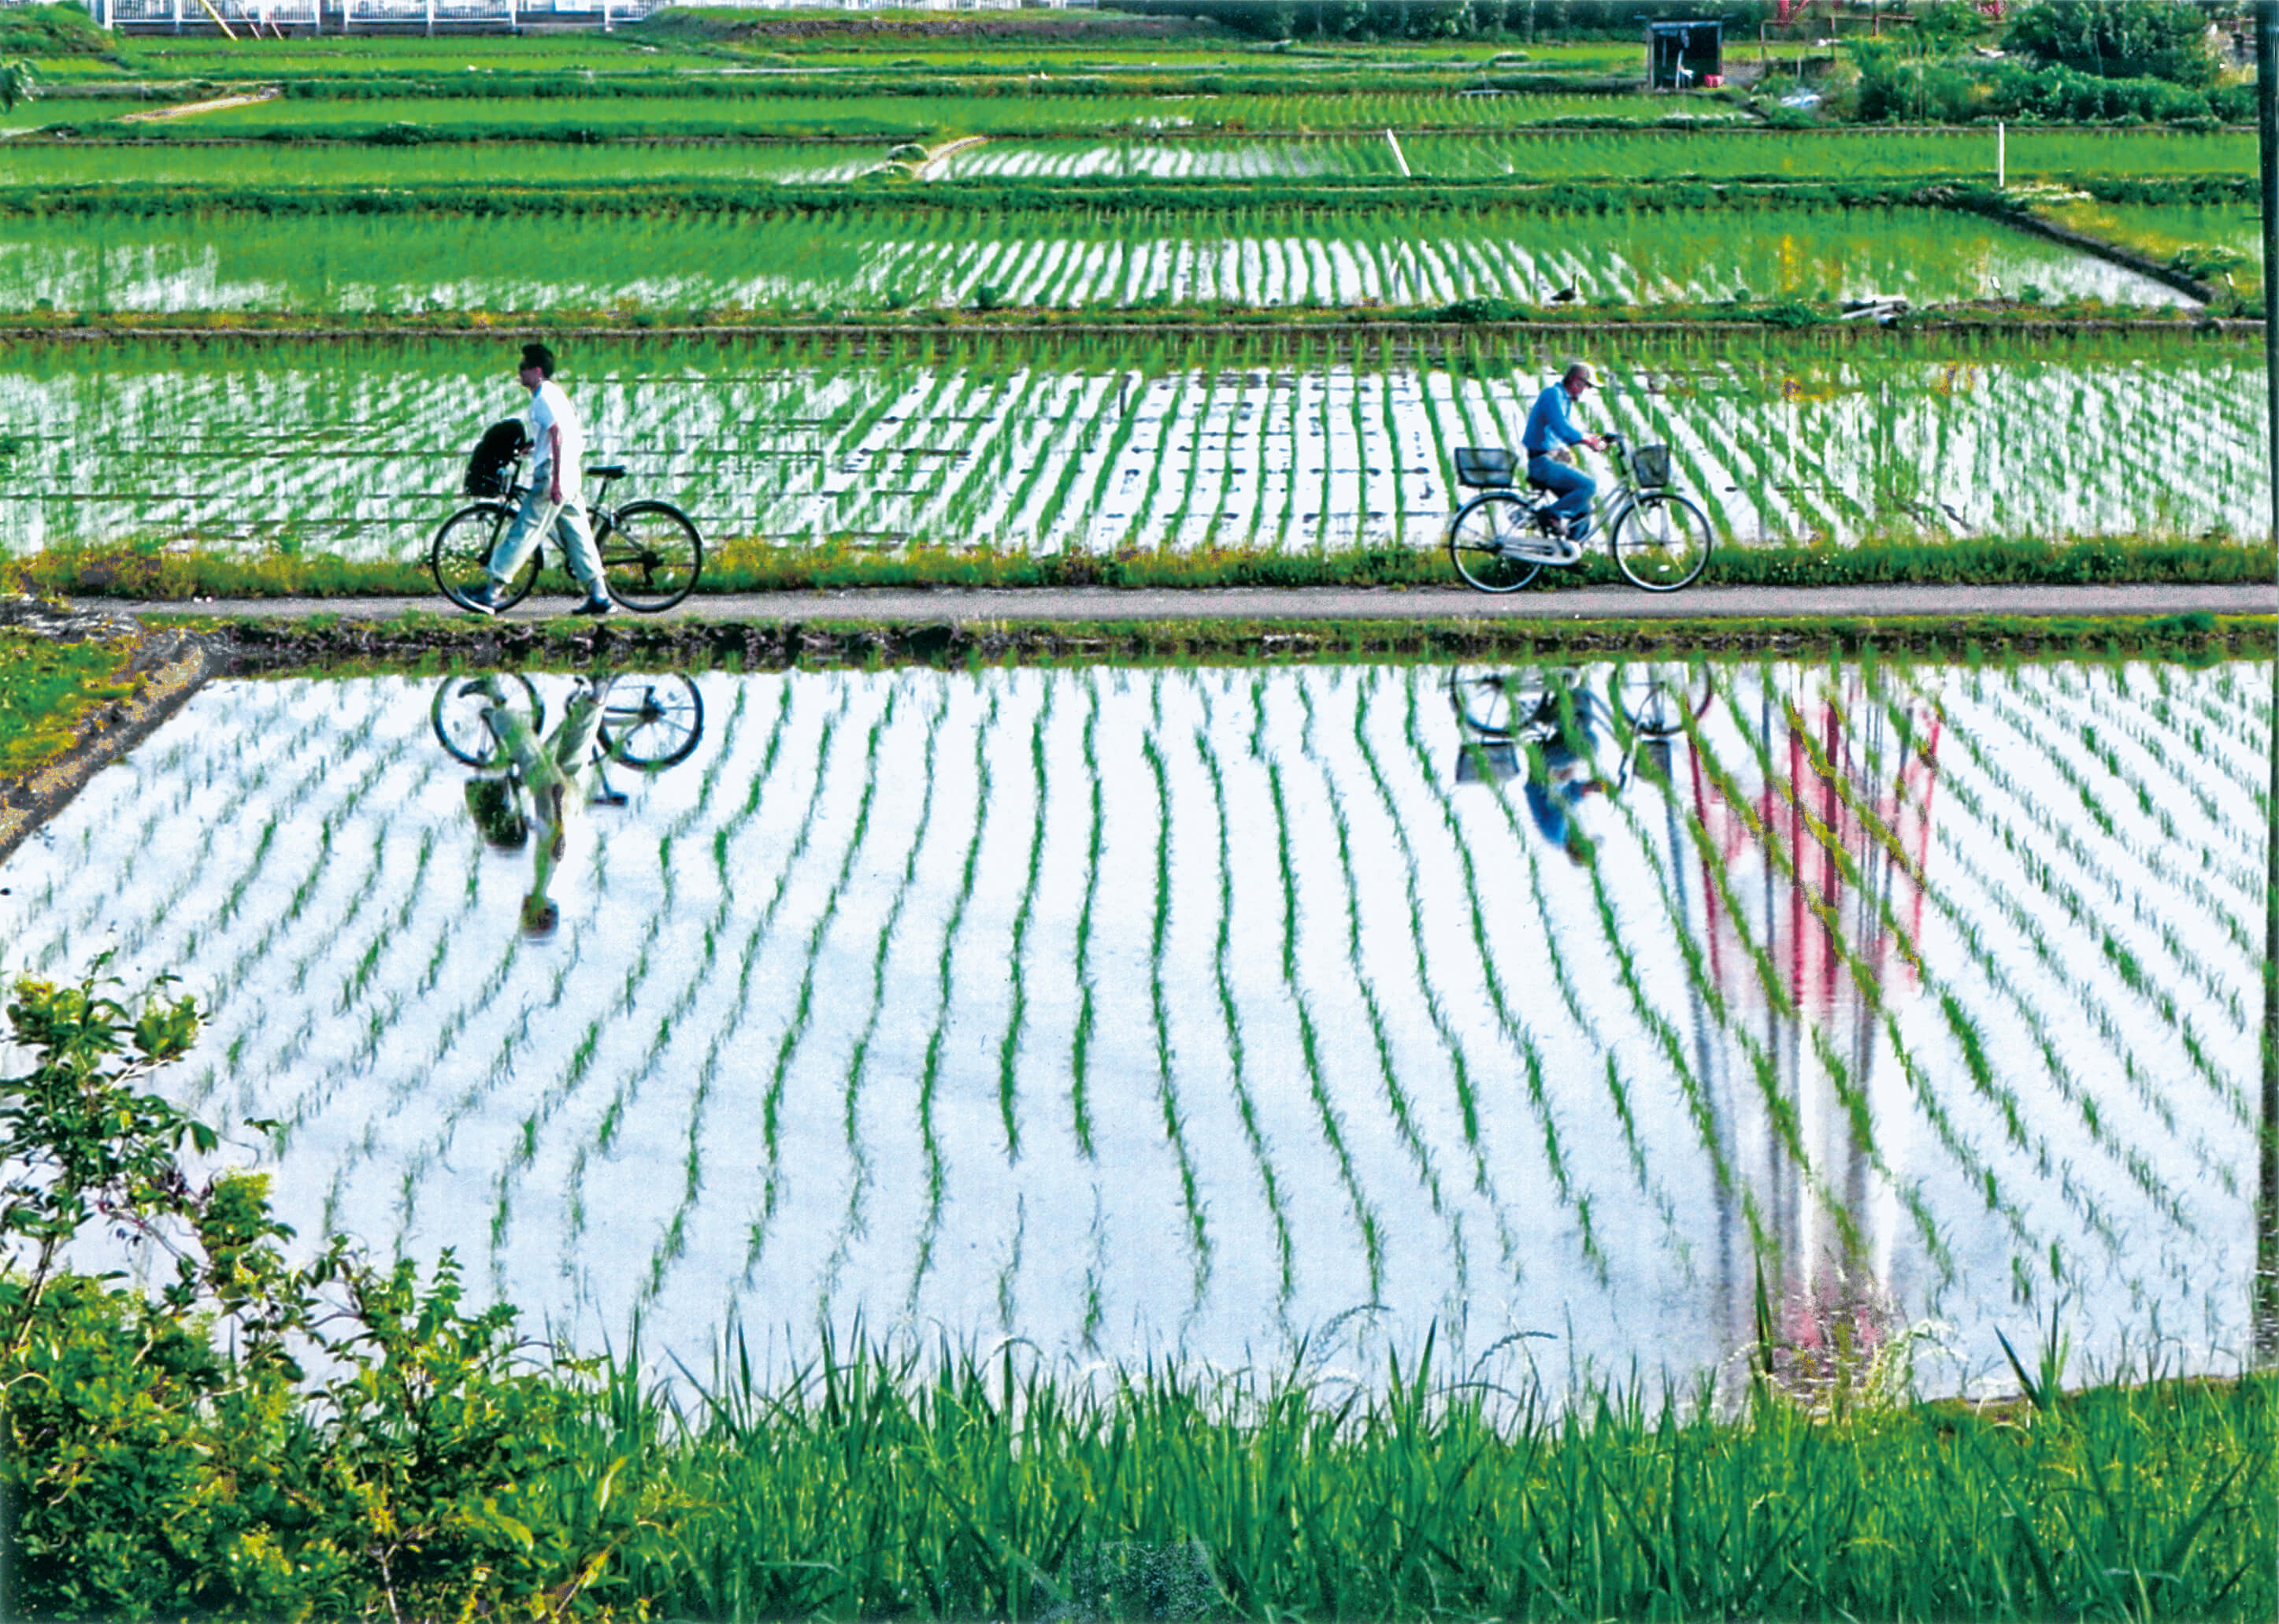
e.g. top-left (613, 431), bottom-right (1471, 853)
top-left (16, 532), bottom-right (2275, 603)
top-left (0, 629), bottom-right (139, 775)
top-left (567, 1344), bottom-right (2279, 1622)
top-left (169, 610), bottom-right (2276, 678)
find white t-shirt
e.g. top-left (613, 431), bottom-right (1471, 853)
top-left (526, 378), bottom-right (585, 502)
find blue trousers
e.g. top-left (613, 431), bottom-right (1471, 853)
top-left (1527, 454), bottom-right (1596, 536)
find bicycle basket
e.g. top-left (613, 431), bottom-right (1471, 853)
top-left (1454, 447), bottom-right (1516, 488)
top-left (462, 418), bottom-right (532, 499)
top-left (1632, 443), bottom-right (1673, 488)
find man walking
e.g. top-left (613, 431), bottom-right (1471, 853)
top-left (465, 342), bottom-right (611, 617)
top-left (1521, 359), bottom-right (1606, 540)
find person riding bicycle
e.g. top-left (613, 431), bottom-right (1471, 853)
top-left (1520, 684), bottom-right (1609, 864)
top-left (463, 342), bottom-right (612, 619)
top-left (1521, 361), bottom-right (1606, 541)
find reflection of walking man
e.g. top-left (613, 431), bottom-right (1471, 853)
top-left (461, 677), bottom-right (605, 937)
top-left (1523, 360), bottom-right (1606, 539)
top-left (465, 342), bottom-right (612, 618)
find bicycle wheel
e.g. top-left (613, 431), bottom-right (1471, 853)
top-left (430, 502), bottom-right (537, 613)
top-left (431, 672), bottom-right (544, 768)
top-left (600, 500), bottom-right (702, 613)
top-left (598, 674), bottom-right (704, 769)
top-left (1447, 491), bottom-right (1541, 593)
top-left (1612, 659), bottom-right (1713, 738)
top-left (1447, 666), bottom-right (1549, 737)
top-left (1610, 491), bottom-right (1712, 592)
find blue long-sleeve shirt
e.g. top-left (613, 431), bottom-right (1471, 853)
top-left (1521, 383), bottom-right (1587, 457)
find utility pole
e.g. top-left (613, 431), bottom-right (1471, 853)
top-left (2255, 0), bottom-right (2279, 1367)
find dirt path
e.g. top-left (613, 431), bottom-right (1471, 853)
top-left (119, 87), bottom-right (280, 123)
top-left (114, 580), bottom-right (2276, 625)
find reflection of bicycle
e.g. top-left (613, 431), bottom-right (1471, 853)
top-left (431, 673), bottom-right (706, 778)
top-left (1447, 662), bottom-right (1710, 788)
top-left (429, 453), bottom-right (704, 615)
top-left (1447, 432), bottom-right (1713, 595)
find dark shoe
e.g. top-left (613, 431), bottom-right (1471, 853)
top-left (461, 582), bottom-right (501, 617)
top-left (570, 595), bottom-right (614, 617)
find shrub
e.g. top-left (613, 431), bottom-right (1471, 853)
top-left (0, 969), bottom-right (671, 1620)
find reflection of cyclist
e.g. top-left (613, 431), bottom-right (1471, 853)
top-left (461, 676), bottom-right (605, 937)
top-left (1520, 689), bottom-right (1608, 863)
top-left (1522, 361), bottom-right (1606, 540)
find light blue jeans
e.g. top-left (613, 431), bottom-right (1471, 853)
top-left (488, 482), bottom-right (604, 597)
top-left (1527, 454), bottom-right (1596, 537)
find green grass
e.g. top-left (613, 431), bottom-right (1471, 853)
top-left (574, 1341), bottom-right (2275, 1622)
top-left (0, 630), bottom-right (139, 777)
top-left (14, 530), bottom-right (2272, 603)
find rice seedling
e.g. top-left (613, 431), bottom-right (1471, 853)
top-left (1140, 726), bottom-right (1214, 1310)
top-left (1258, 697), bottom-right (1384, 1297)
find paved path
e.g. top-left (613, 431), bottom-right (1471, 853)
top-left (121, 581), bottom-right (2277, 624)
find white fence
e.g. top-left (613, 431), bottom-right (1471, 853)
top-left (46, 0), bottom-right (1072, 22)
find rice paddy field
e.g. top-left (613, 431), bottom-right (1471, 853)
top-left (2, 332), bottom-right (2253, 557)
top-left (0, 199), bottom-right (2186, 317)
top-left (2, 655), bottom-right (2263, 1392)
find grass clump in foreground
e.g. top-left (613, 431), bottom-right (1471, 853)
top-left (0, 629), bottom-right (137, 776)
top-left (9, 530), bottom-right (2277, 603)
top-left (6, 970), bottom-right (2275, 1622)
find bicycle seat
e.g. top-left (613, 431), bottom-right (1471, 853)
top-left (587, 463), bottom-right (628, 480)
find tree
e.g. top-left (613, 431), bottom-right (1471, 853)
top-left (0, 967), bottom-right (673, 1619)
top-left (2002, 0), bottom-right (2222, 87)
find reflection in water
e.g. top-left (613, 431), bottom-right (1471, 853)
top-left (432, 673), bottom-right (706, 938)
top-left (1451, 661), bottom-right (1945, 1395)
top-left (0, 662), bottom-right (2259, 1390)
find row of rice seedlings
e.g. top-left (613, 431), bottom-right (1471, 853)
top-left (2106, 666), bottom-right (2263, 839)
top-left (17, 335), bottom-right (2264, 558)
top-left (391, 930), bottom-right (525, 1240)
top-left (2025, 673), bottom-right (2253, 1033)
top-left (1876, 795), bottom-right (2193, 1237)
top-left (1139, 729), bottom-right (1214, 1312)
top-left (1293, 679), bottom-right (1465, 1284)
top-left (906, 686), bottom-right (1004, 1312)
top-left (1592, 688), bottom-right (1925, 1272)
top-left (0, 199), bottom-right (2178, 317)
top-left (1677, 683), bottom-right (2056, 1268)
top-left (1343, 672), bottom-right (1522, 1276)
top-left (992, 682), bottom-right (1055, 1161)
top-left (1189, 705), bottom-right (1299, 1318)
top-left (1877, 679), bottom-right (2252, 1129)
top-left (1925, 814), bottom-right (2236, 1203)
top-left (1065, 680), bottom-right (1104, 1159)
top-left (1929, 673), bottom-right (2254, 962)
top-left (629, 687), bottom-right (825, 1299)
top-left (1950, 675), bottom-right (2259, 1030)
top-left (1547, 688), bottom-right (1771, 1250)
top-left (819, 684), bottom-right (952, 1318)
top-left (1717, 678), bottom-right (2120, 1276)
top-left (1257, 689), bottom-right (1385, 1296)
top-left (747, 695), bottom-right (896, 1275)
top-left (1395, 678), bottom-right (1609, 1281)
top-left (2021, 667), bottom-right (2259, 877)
top-left (589, 688), bottom-right (784, 1277)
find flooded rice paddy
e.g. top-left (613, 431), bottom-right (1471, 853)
top-left (2, 336), bottom-right (2257, 556)
top-left (0, 205), bottom-right (2181, 317)
top-left (2, 658), bottom-right (2264, 1392)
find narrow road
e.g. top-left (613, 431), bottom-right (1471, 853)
top-left (117, 581), bottom-right (2275, 624)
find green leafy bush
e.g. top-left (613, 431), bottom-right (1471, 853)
top-left (0, 970), bottom-right (670, 1621)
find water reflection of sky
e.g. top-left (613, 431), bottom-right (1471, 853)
top-left (0, 661), bottom-right (2260, 1395)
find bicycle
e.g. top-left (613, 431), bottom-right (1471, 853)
top-left (430, 671), bottom-right (706, 777)
top-left (430, 452), bottom-right (704, 615)
top-left (1446, 432), bottom-right (1713, 595)
top-left (1446, 661), bottom-right (1710, 792)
